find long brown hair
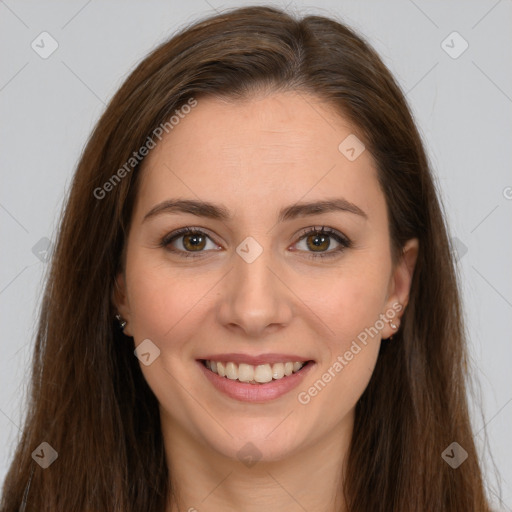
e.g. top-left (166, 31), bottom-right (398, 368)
top-left (1, 5), bottom-right (494, 511)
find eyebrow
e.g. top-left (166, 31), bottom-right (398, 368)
top-left (143, 197), bottom-right (368, 224)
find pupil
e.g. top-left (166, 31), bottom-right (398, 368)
top-left (185, 233), bottom-right (204, 250)
top-left (313, 235), bottom-right (325, 246)
top-left (312, 234), bottom-right (328, 248)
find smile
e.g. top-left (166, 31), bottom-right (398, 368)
top-left (197, 356), bottom-right (315, 402)
top-left (202, 359), bottom-right (307, 383)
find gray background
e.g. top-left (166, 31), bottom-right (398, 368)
top-left (1, 0), bottom-right (511, 509)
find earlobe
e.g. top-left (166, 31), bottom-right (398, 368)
top-left (382, 238), bottom-right (419, 339)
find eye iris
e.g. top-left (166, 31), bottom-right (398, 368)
top-left (307, 233), bottom-right (330, 252)
top-left (183, 232), bottom-right (206, 251)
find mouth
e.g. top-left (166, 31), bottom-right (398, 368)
top-left (197, 355), bottom-right (315, 402)
top-left (199, 359), bottom-right (312, 384)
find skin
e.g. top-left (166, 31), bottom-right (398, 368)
top-left (114, 90), bottom-right (418, 512)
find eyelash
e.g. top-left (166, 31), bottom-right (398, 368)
top-left (160, 226), bottom-right (352, 260)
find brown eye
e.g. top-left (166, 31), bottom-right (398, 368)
top-left (161, 228), bottom-right (220, 258)
top-left (304, 232), bottom-right (331, 252)
top-left (294, 226), bottom-right (351, 259)
top-left (181, 232), bottom-right (207, 251)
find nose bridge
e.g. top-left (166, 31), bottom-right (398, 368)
top-left (218, 237), bottom-right (292, 336)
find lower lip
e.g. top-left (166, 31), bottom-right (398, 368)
top-left (197, 360), bottom-right (315, 403)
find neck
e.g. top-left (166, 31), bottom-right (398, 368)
top-left (162, 410), bottom-right (353, 512)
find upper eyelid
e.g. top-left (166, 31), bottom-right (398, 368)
top-left (295, 225), bottom-right (347, 240)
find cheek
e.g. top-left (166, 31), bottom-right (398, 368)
top-left (125, 252), bottom-right (225, 362)
top-left (125, 254), bottom-right (197, 343)
top-left (124, 256), bottom-right (210, 408)
top-left (300, 255), bottom-right (390, 403)
top-left (316, 259), bottom-right (391, 344)
top-left (299, 290), bottom-right (384, 416)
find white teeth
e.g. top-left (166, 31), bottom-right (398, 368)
top-left (238, 363), bottom-right (254, 383)
top-left (272, 362), bottom-right (285, 379)
top-left (203, 359), bottom-right (307, 383)
top-left (292, 362), bottom-right (302, 372)
top-left (225, 362), bottom-right (238, 380)
top-left (254, 364), bottom-right (273, 383)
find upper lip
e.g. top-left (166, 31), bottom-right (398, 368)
top-left (198, 353), bottom-right (313, 366)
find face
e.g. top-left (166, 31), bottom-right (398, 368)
top-left (114, 91), bottom-right (418, 463)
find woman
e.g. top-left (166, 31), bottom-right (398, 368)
top-left (0, 5), bottom-right (494, 511)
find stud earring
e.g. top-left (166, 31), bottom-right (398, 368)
top-left (115, 313), bottom-right (127, 330)
top-left (388, 319), bottom-right (400, 340)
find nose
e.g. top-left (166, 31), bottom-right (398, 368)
top-left (216, 245), bottom-right (294, 339)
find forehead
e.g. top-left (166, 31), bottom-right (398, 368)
top-left (135, 91), bottom-right (384, 222)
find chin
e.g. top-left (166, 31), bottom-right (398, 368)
top-left (201, 418), bottom-right (308, 464)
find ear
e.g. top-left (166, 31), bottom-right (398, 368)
top-left (112, 271), bottom-right (134, 337)
top-left (381, 238), bottom-right (419, 339)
